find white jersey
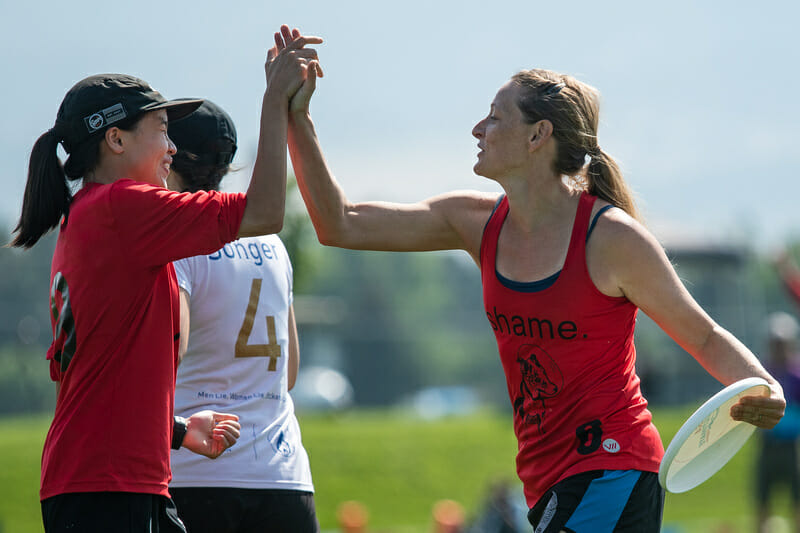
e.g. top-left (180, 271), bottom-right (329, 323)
top-left (170, 235), bottom-right (313, 492)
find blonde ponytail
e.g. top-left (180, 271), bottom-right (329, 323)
top-left (512, 69), bottom-right (641, 222)
top-left (586, 147), bottom-right (640, 221)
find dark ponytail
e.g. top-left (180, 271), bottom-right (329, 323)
top-left (10, 110), bottom-right (137, 249)
top-left (10, 129), bottom-right (73, 248)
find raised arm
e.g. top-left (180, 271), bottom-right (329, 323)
top-left (288, 118), bottom-right (494, 255)
top-left (282, 38), bottom-right (496, 257)
top-left (238, 27), bottom-right (322, 237)
top-left (588, 209), bottom-right (785, 428)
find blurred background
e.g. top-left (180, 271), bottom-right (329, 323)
top-left (1, 0), bottom-right (799, 531)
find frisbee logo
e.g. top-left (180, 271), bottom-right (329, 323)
top-left (603, 438), bottom-right (620, 453)
top-left (698, 408), bottom-right (719, 447)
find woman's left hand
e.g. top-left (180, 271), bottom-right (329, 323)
top-left (730, 385), bottom-right (786, 429)
top-left (182, 410), bottom-right (241, 459)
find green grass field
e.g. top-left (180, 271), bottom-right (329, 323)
top-left (0, 408), bottom-right (794, 532)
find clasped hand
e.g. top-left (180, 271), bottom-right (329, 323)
top-left (265, 24), bottom-right (323, 110)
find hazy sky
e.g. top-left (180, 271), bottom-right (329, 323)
top-left (2, 0), bottom-right (798, 250)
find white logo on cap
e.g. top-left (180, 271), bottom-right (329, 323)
top-left (87, 113), bottom-right (104, 131)
top-left (84, 103), bottom-right (127, 133)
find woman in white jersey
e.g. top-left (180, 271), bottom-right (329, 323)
top-left (166, 96), bottom-right (318, 532)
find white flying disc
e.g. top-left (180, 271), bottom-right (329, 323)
top-left (658, 377), bottom-right (772, 493)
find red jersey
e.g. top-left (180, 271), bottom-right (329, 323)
top-left (480, 192), bottom-right (663, 507)
top-left (41, 179), bottom-right (247, 500)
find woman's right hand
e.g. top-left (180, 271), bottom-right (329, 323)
top-left (265, 25), bottom-right (322, 105)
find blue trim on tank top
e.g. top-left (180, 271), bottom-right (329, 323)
top-left (496, 204), bottom-right (616, 293)
top-left (587, 204), bottom-right (615, 242)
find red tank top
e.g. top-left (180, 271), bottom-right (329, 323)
top-left (480, 192), bottom-right (663, 507)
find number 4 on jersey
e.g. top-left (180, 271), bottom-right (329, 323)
top-left (235, 278), bottom-right (281, 371)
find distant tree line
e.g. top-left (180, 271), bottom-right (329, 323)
top-left (1, 208), bottom-right (799, 414)
top-left (0, 229), bottom-right (57, 414)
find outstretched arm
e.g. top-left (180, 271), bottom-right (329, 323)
top-left (589, 210), bottom-right (785, 429)
top-left (238, 26), bottom-right (323, 237)
top-left (282, 35), bottom-right (495, 256)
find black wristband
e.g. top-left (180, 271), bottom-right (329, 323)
top-left (172, 416), bottom-right (188, 450)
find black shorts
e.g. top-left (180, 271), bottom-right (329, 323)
top-left (170, 487), bottom-right (319, 533)
top-left (527, 470), bottom-right (664, 533)
top-left (41, 492), bottom-right (186, 533)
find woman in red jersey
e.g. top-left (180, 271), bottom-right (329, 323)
top-left (281, 41), bottom-right (786, 532)
top-left (10, 29), bottom-right (321, 533)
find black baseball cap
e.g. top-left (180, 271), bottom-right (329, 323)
top-left (167, 99), bottom-right (238, 165)
top-left (54, 73), bottom-right (203, 154)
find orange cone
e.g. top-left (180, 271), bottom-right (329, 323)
top-left (432, 499), bottom-right (465, 533)
top-left (337, 500), bottom-right (369, 533)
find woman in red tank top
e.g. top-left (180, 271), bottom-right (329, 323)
top-left (279, 33), bottom-right (786, 531)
